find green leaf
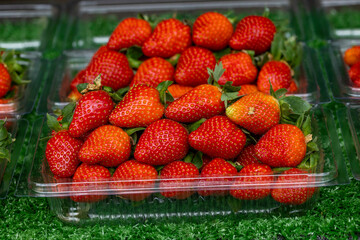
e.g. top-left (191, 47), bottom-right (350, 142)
top-left (109, 86), bottom-right (130, 102)
top-left (213, 48), bottom-right (231, 61)
top-left (274, 88), bottom-right (288, 99)
top-left (126, 46), bottom-right (144, 69)
top-left (76, 83), bottom-right (88, 94)
top-left (125, 128), bottom-right (146, 136)
top-left (187, 118), bottom-right (206, 133)
top-left (222, 81), bottom-right (241, 92)
top-left (60, 102), bottom-right (76, 129)
top-left (156, 81), bottom-right (174, 106)
top-left (279, 96), bottom-right (312, 118)
top-left (166, 54), bottom-right (180, 66)
top-left (227, 196), bottom-right (243, 213)
top-left (103, 86), bottom-right (113, 93)
top-left (307, 141), bottom-right (319, 152)
top-left (297, 152), bottom-right (319, 170)
top-left (46, 114), bottom-right (62, 132)
top-left (0, 125), bottom-right (8, 141)
top-left (227, 161), bottom-right (242, 171)
top-left (0, 148), bottom-right (10, 161)
top-left (272, 167), bottom-right (292, 173)
top-left (270, 33), bottom-right (283, 61)
top-left (183, 152), bottom-right (195, 163)
top-left (155, 165), bottom-right (164, 172)
top-left (262, 7), bottom-right (270, 18)
top-left (301, 115), bottom-right (312, 136)
top-left (192, 151), bottom-right (203, 169)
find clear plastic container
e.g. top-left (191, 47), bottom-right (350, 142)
top-left (15, 105), bottom-right (349, 224)
top-left (0, 4), bottom-right (60, 52)
top-left (0, 118), bottom-right (28, 199)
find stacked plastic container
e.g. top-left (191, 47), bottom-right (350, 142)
top-left (0, 4), bottom-right (62, 198)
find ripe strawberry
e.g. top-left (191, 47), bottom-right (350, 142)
top-left (271, 168), bottom-right (316, 205)
top-left (134, 119), bottom-right (189, 165)
top-left (236, 145), bottom-right (260, 167)
top-left (70, 70), bottom-right (85, 91)
top-left (229, 16), bottom-right (276, 55)
top-left (344, 45), bottom-right (360, 66)
top-left (218, 52), bottom-right (258, 86)
top-left (91, 45), bottom-right (110, 63)
top-left (348, 61), bottom-right (360, 87)
top-left (230, 163), bottom-right (273, 200)
top-left (287, 80), bottom-right (298, 94)
top-left (107, 18), bottom-right (152, 51)
top-left (83, 50), bottom-right (134, 91)
top-left (78, 125), bottom-right (131, 167)
top-left (189, 116), bottom-right (246, 159)
top-left (142, 18), bottom-right (191, 58)
top-left (111, 160), bottom-right (158, 201)
top-left (131, 57), bottom-right (174, 88)
top-left (165, 84), bottom-right (225, 123)
top-left (174, 46), bottom-right (216, 86)
top-left (226, 92), bottom-right (280, 135)
top-left (257, 61), bottom-right (292, 93)
top-left (192, 12), bottom-right (233, 51)
top-left (109, 85), bottom-right (164, 128)
top-left (197, 158), bottom-right (237, 196)
top-left (70, 163), bottom-right (111, 203)
top-left (238, 84), bottom-right (258, 96)
top-left (69, 90), bottom-right (114, 138)
top-left (255, 124), bottom-right (307, 167)
top-left (167, 84), bottom-right (193, 100)
top-left (0, 63), bottom-right (11, 98)
top-left (45, 131), bottom-right (83, 177)
top-left (160, 161), bottom-right (199, 199)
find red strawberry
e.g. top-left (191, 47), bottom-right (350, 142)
top-left (226, 92), bottom-right (280, 135)
top-left (218, 52), bottom-right (258, 86)
top-left (134, 119), bottom-right (189, 165)
top-left (344, 45), bottom-right (360, 66)
top-left (70, 163), bottom-right (111, 203)
top-left (0, 63), bottom-right (11, 98)
top-left (271, 168), bottom-right (316, 205)
top-left (69, 90), bottom-right (114, 138)
top-left (174, 46), bottom-right (216, 86)
top-left (348, 61), bottom-right (360, 87)
top-left (287, 80), bottom-right (298, 94)
top-left (107, 18), bottom-right (152, 51)
top-left (70, 70), bottom-right (85, 91)
top-left (78, 125), bottom-right (131, 167)
top-left (238, 84), bottom-right (259, 96)
top-left (229, 16), bottom-right (276, 55)
top-left (91, 45), bottom-right (110, 63)
top-left (160, 161), bottom-right (199, 199)
top-left (189, 116), bottom-right (246, 159)
top-left (131, 57), bottom-right (174, 88)
top-left (45, 131), bottom-right (83, 178)
top-left (236, 145), bottom-right (260, 167)
top-left (197, 158), bottom-right (237, 196)
top-left (165, 84), bottom-right (225, 123)
top-left (109, 85), bottom-right (164, 128)
top-left (142, 19), bottom-right (191, 58)
top-left (257, 61), bottom-right (292, 93)
top-left (167, 84), bottom-right (194, 100)
top-left (255, 124), bottom-right (307, 167)
top-left (192, 12), bottom-right (233, 51)
top-left (111, 160), bottom-right (158, 201)
top-left (83, 50), bottom-right (134, 91)
top-left (230, 163), bottom-right (273, 200)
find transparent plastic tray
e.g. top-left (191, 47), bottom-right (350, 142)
top-left (0, 4), bottom-right (60, 52)
top-left (15, 105), bottom-right (349, 223)
top-left (0, 119), bottom-right (28, 199)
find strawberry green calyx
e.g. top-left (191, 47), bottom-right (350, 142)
top-left (0, 50), bottom-right (30, 86)
top-left (0, 119), bottom-right (15, 161)
top-left (104, 86), bottom-right (130, 102)
top-left (47, 101), bottom-right (76, 132)
top-left (77, 74), bottom-right (102, 94)
top-left (126, 46), bottom-right (144, 69)
top-left (184, 151), bottom-right (203, 169)
top-left (227, 160), bottom-right (243, 171)
top-left (156, 80), bottom-right (174, 106)
top-left (187, 118), bottom-right (206, 133)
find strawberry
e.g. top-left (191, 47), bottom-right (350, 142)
top-left (348, 61), bottom-right (360, 87)
top-left (83, 50), bottom-right (134, 91)
top-left (109, 84), bottom-right (164, 128)
top-left (67, 89), bottom-right (82, 102)
top-left (197, 158), bottom-right (237, 196)
top-left (70, 163), bottom-right (111, 203)
top-left (167, 84), bottom-right (193, 100)
top-left (69, 90), bottom-right (114, 138)
top-left (111, 160), bottom-right (158, 201)
top-left (230, 163), bottom-right (273, 200)
top-left (189, 116), bottom-right (246, 159)
top-left (257, 61), bottom-right (292, 93)
top-left (236, 145), bottom-right (260, 167)
top-left (131, 57), bottom-right (174, 88)
top-left (229, 16), bottom-right (276, 55)
top-left (218, 52), bottom-right (258, 86)
top-left (271, 168), bottom-right (316, 205)
top-left (134, 119), bottom-right (189, 165)
top-left (255, 124), bottom-right (307, 167)
top-left (192, 12), bottom-right (233, 51)
top-left (344, 45), bottom-right (360, 66)
top-left (0, 63), bottom-right (12, 98)
top-left (142, 18), bottom-right (191, 58)
top-left (174, 46), bottom-right (216, 86)
top-left (226, 92), bottom-right (280, 135)
top-left (70, 70), bottom-right (85, 91)
top-left (160, 161), bottom-right (199, 199)
top-left (91, 45), bottom-right (110, 64)
top-left (45, 131), bottom-right (83, 178)
top-left (78, 125), bottom-right (131, 167)
top-left (238, 84), bottom-right (258, 96)
top-left (165, 84), bottom-right (225, 123)
top-left (107, 18), bottom-right (152, 51)
top-left (287, 80), bottom-right (298, 94)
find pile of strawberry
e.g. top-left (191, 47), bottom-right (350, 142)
top-left (46, 11), bottom-right (318, 206)
top-left (344, 45), bottom-right (360, 87)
